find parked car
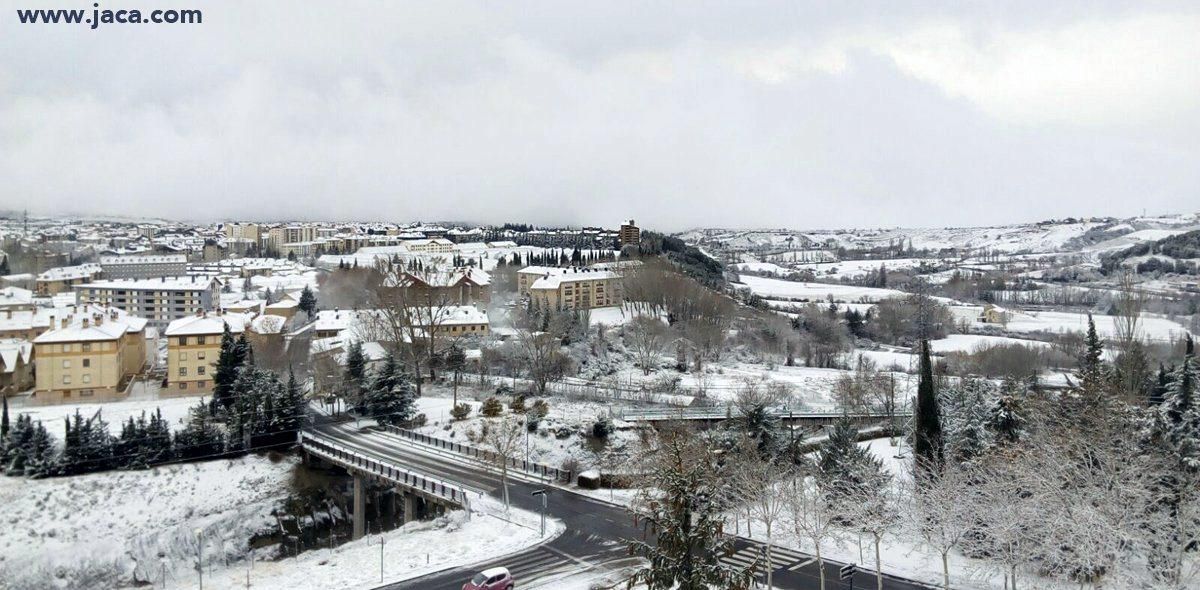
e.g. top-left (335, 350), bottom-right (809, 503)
top-left (463, 566), bottom-right (513, 590)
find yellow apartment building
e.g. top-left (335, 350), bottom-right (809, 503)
top-left (31, 306), bottom-right (148, 404)
top-left (163, 310), bottom-right (251, 395)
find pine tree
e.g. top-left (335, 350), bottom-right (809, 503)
top-left (2, 414), bottom-right (34, 475)
top-left (344, 340), bottom-right (367, 408)
top-left (25, 420), bottom-right (57, 478)
top-left (298, 285), bottom-right (317, 319)
top-left (986, 393), bottom-right (1024, 446)
top-left (913, 339), bottom-right (943, 477)
top-left (626, 433), bottom-right (756, 590)
top-left (1, 393), bottom-right (8, 441)
top-left (279, 366), bottom-right (306, 433)
top-left (940, 379), bottom-right (992, 463)
top-left (212, 324), bottom-right (240, 411)
top-left (817, 419), bottom-right (887, 501)
top-left (176, 399), bottom-right (225, 459)
top-left (365, 354), bottom-right (417, 426)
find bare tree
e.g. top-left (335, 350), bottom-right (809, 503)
top-left (367, 258), bottom-right (461, 394)
top-left (480, 415), bottom-right (524, 512)
top-left (731, 441), bottom-right (789, 590)
top-left (626, 316), bottom-right (667, 375)
top-left (786, 472), bottom-right (841, 590)
top-left (515, 328), bottom-right (571, 396)
top-left (843, 472), bottom-right (900, 590)
top-left (905, 460), bottom-right (979, 590)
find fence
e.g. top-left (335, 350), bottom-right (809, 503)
top-left (457, 372), bottom-right (693, 406)
top-left (383, 425), bottom-right (573, 484)
top-left (299, 430), bottom-right (475, 505)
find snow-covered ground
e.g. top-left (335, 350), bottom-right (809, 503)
top-left (733, 275), bottom-right (906, 303)
top-left (0, 454), bottom-right (296, 590)
top-left (8, 391), bottom-right (208, 443)
top-left (927, 334), bottom-right (1051, 354)
top-left (168, 495), bottom-right (558, 590)
top-left (948, 306), bottom-right (1195, 343)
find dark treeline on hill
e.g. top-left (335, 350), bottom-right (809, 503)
top-left (638, 231), bottom-right (725, 287)
top-left (1101, 229), bottom-right (1200, 275)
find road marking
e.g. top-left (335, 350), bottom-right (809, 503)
top-left (542, 545), bottom-right (595, 568)
top-left (788, 557), bottom-right (816, 571)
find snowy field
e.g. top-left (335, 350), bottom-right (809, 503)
top-left (734, 275), bottom-right (906, 303)
top-left (8, 392), bottom-right (207, 443)
top-left (927, 334), bottom-right (1051, 354)
top-left (948, 306), bottom-right (1195, 343)
top-left (0, 454), bottom-right (297, 590)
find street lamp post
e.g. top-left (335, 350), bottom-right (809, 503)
top-left (531, 489), bottom-right (547, 537)
top-left (194, 528), bottom-right (204, 590)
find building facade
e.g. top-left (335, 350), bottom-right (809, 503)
top-left (528, 268), bottom-right (623, 310)
top-left (619, 219), bottom-right (640, 247)
top-left (162, 311), bottom-right (250, 395)
top-left (31, 306), bottom-right (148, 404)
top-left (74, 276), bottom-right (221, 328)
top-left (35, 263), bottom-right (102, 295)
top-left (99, 254), bottom-right (188, 279)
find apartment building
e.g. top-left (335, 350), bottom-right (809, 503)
top-left (0, 339), bottom-right (34, 393)
top-left (0, 287), bottom-right (36, 312)
top-left (224, 222), bottom-right (261, 244)
top-left (401, 238), bottom-right (455, 254)
top-left (74, 276), bottom-right (221, 328)
top-left (35, 263), bottom-right (102, 295)
top-left (31, 305), bottom-right (149, 404)
top-left (99, 254), bottom-right (187, 279)
top-left (162, 310), bottom-right (251, 395)
top-left (528, 267), bottom-right (623, 310)
top-left (619, 219), bottom-right (640, 247)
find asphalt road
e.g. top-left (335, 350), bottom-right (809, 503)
top-left (316, 424), bottom-right (932, 590)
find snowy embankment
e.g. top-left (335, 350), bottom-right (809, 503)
top-left (169, 495), bottom-right (559, 590)
top-left (0, 454), bottom-right (296, 590)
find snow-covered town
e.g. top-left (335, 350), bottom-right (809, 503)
top-left (5, 3), bottom-right (1200, 590)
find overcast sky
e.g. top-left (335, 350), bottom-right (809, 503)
top-left (2, 1), bottom-right (1198, 231)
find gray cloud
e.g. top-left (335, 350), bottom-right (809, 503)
top-left (1, 1), bottom-right (1198, 230)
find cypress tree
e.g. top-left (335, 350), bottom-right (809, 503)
top-left (913, 339), bottom-right (943, 477)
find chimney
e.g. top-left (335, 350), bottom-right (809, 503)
top-left (61, 317), bottom-right (69, 329)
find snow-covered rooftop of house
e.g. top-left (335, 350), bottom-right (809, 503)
top-left (265, 298), bottom-right (299, 309)
top-left (311, 308), bottom-right (385, 337)
top-left (426, 305), bottom-right (489, 326)
top-left (163, 311), bottom-right (251, 337)
top-left (530, 268), bottom-right (618, 289)
top-left (32, 305), bottom-right (148, 343)
top-left (249, 314), bottom-right (286, 335)
top-left (0, 286), bottom-right (34, 307)
top-left (36, 263), bottom-right (101, 281)
top-left (79, 276), bottom-right (219, 291)
top-left (0, 339), bottom-right (32, 372)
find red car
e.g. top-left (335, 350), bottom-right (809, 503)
top-left (463, 566), bottom-right (513, 590)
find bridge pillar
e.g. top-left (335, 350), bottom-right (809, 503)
top-left (402, 492), bottom-right (417, 524)
top-left (352, 474), bottom-right (366, 541)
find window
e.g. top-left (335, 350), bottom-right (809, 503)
top-left (82, 343), bottom-right (92, 352)
top-left (82, 358), bottom-right (90, 368)
top-left (197, 366), bottom-right (206, 375)
top-left (62, 359), bottom-right (71, 369)
top-left (197, 351), bottom-right (206, 360)
top-left (62, 343), bottom-right (72, 353)
top-left (180, 352), bottom-right (188, 361)
top-left (197, 336), bottom-right (206, 345)
top-left (179, 367), bottom-right (187, 376)
top-left (82, 374), bottom-right (91, 384)
top-left (180, 382), bottom-right (187, 390)
top-left (198, 380), bottom-right (207, 388)
top-left (80, 389), bottom-right (93, 397)
top-left (62, 375), bottom-right (71, 384)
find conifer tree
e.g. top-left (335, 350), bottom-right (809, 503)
top-left (344, 340), bottom-right (367, 407)
top-left (175, 399), bottom-right (225, 459)
top-left (212, 324), bottom-right (240, 411)
top-left (298, 285), bottom-right (317, 319)
top-left (913, 339), bottom-right (943, 478)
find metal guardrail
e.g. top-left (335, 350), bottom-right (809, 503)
top-left (383, 426), bottom-right (573, 484)
top-left (299, 430), bottom-right (475, 506)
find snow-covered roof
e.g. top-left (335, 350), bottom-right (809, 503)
top-left (163, 311), bottom-right (251, 337)
top-left (80, 276), bottom-right (220, 291)
top-left (32, 305), bottom-right (148, 343)
top-left (250, 314), bottom-right (286, 335)
top-left (530, 268), bottom-right (618, 290)
top-left (37, 263), bottom-right (101, 282)
top-left (0, 339), bottom-right (32, 372)
top-left (0, 287), bottom-right (34, 307)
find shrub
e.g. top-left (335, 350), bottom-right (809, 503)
top-left (450, 403), bottom-right (472, 421)
top-left (495, 384), bottom-right (514, 396)
top-left (530, 399), bottom-right (550, 419)
top-left (592, 416), bottom-right (613, 439)
top-left (407, 413), bottom-right (427, 428)
top-left (526, 417), bottom-right (540, 432)
top-left (509, 395), bottom-right (527, 414)
top-left (481, 397), bottom-right (504, 417)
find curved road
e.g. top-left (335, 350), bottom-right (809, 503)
top-left (316, 423), bottom-right (932, 590)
